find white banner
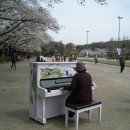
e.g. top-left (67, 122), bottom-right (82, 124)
top-left (116, 48), bottom-right (121, 55)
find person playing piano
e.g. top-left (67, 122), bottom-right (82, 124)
top-left (60, 61), bottom-right (93, 119)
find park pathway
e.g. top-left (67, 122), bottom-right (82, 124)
top-left (0, 61), bottom-right (130, 130)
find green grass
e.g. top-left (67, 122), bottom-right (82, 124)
top-left (0, 55), bottom-right (11, 63)
top-left (87, 58), bottom-right (130, 67)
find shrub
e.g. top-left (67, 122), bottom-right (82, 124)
top-left (0, 55), bottom-right (11, 63)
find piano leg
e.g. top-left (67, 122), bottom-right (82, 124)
top-left (36, 95), bottom-right (46, 124)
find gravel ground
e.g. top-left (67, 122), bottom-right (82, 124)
top-left (0, 60), bottom-right (130, 130)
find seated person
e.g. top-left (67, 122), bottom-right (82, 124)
top-left (60, 61), bottom-right (93, 118)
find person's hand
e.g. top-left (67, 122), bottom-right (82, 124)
top-left (60, 87), bottom-right (64, 91)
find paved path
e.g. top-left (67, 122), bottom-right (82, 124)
top-left (0, 61), bottom-right (130, 130)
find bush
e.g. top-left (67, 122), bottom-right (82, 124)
top-left (0, 55), bottom-right (11, 63)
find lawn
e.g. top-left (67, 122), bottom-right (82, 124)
top-left (79, 57), bottom-right (130, 67)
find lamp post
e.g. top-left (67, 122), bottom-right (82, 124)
top-left (85, 31), bottom-right (90, 60)
top-left (118, 16), bottom-right (123, 41)
top-left (86, 31), bottom-right (90, 44)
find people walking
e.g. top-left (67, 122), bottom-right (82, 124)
top-left (119, 56), bottom-right (125, 73)
top-left (11, 52), bottom-right (17, 70)
top-left (94, 55), bottom-right (98, 64)
top-left (27, 55), bottom-right (30, 61)
top-left (36, 54), bottom-right (40, 62)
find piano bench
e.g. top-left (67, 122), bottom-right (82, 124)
top-left (65, 100), bottom-right (102, 130)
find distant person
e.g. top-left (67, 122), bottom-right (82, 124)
top-left (69, 55), bottom-right (73, 61)
top-left (11, 52), bottom-right (17, 70)
top-left (74, 55), bottom-right (77, 60)
top-left (119, 56), bottom-right (125, 73)
top-left (40, 58), bottom-right (45, 62)
top-left (27, 55), bottom-right (30, 61)
top-left (52, 56), bottom-right (55, 62)
top-left (60, 61), bottom-right (93, 118)
top-left (36, 54), bottom-right (40, 62)
top-left (64, 55), bottom-right (66, 62)
top-left (40, 58), bottom-right (43, 62)
top-left (61, 56), bottom-right (64, 62)
top-left (94, 55), bottom-right (98, 64)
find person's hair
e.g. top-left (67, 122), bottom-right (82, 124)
top-left (76, 69), bottom-right (86, 73)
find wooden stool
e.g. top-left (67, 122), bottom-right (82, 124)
top-left (65, 100), bottom-right (102, 130)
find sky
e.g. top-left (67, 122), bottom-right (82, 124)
top-left (48, 0), bottom-right (130, 45)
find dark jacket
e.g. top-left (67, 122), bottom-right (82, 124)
top-left (64, 71), bottom-right (92, 105)
top-left (119, 57), bottom-right (125, 66)
top-left (11, 53), bottom-right (17, 62)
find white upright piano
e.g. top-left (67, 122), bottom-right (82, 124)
top-left (28, 62), bottom-right (96, 124)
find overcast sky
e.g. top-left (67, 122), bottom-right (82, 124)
top-left (48, 0), bottom-right (130, 45)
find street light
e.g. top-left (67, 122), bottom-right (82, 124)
top-left (86, 31), bottom-right (90, 44)
top-left (85, 31), bottom-right (90, 60)
top-left (117, 16), bottom-right (123, 41)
